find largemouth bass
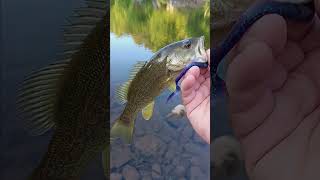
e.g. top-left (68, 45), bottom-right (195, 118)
top-left (17, 0), bottom-right (109, 179)
top-left (111, 36), bottom-right (207, 144)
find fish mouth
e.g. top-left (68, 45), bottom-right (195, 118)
top-left (195, 36), bottom-right (207, 63)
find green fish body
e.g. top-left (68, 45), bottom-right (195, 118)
top-left (17, 0), bottom-right (109, 179)
top-left (111, 36), bottom-right (207, 144)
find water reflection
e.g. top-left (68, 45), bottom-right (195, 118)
top-left (111, 0), bottom-right (210, 51)
top-left (110, 0), bottom-right (210, 179)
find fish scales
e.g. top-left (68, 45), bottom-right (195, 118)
top-left (29, 16), bottom-right (109, 180)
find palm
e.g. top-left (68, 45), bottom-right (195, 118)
top-left (227, 14), bottom-right (320, 179)
top-left (181, 50), bottom-right (210, 143)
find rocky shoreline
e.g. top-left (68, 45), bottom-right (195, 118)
top-left (110, 92), bottom-right (210, 179)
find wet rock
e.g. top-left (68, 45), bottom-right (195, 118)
top-left (168, 140), bottom-right (182, 153)
top-left (141, 176), bottom-right (153, 180)
top-left (111, 144), bottom-right (132, 168)
top-left (175, 165), bottom-right (186, 177)
top-left (139, 169), bottom-right (152, 178)
top-left (110, 173), bottom-right (123, 180)
top-left (190, 166), bottom-right (206, 180)
top-left (178, 178), bottom-right (187, 180)
top-left (179, 157), bottom-right (191, 169)
top-left (122, 165), bottom-right (140, 180)
top-left (135, 134), bottom-right (165, 155)
top-left (134, 117), bottom-right (149, 137)
top-left (181, 126), bottom-right (194, 139)
top-left (184, 142), bottom-right (203, 155)
top-left (152, 119), bottom-right (164, 133)
top-left (164, 148), bottom-right (176, 162)
top-left (152, 163), bottom-right (162, 179)
top-left (156, 123), bottom-right (177, 143)
top-left (193, 133), bottom-right (206, 145)
top-left (190, 156), bottom-right (201, 166)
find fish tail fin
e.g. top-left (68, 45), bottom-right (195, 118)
top-left (110, 117), bottom-right (134, 144)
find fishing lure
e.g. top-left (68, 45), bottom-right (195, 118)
top-left (166, 59), bottom-right (208, 103)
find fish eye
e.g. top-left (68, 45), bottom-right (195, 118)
top-left (183, 40), bottom-right (191, 49)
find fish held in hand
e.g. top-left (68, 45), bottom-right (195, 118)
top-left (111, 36), bottom-right (207, 144)
top-left (166, 59), bottom-right (208, 103)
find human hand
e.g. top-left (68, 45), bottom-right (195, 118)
top-left (181, 49), bottom-right (210, 144)
top-left (226, 1), bottom-right (320, 179)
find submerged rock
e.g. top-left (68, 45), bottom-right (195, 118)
top-left (181, 126), bottom-right (194, 139)
top-left (122, 165), bottom-right (140, 180)
top-left (175, 165), bottom-right (186, 177)
top-left (141, 176), bottom-right (153, 180)
top-left (190, 166), bottom-right (206, 180)
top-left (135, 134), bottom-right (165, 155)
top-left (184, 142), bottom-right (203, 155)
top-left (111, 143), bottom-right (132, 168)
top-left (110, 173), bottom-right (123, 180)
top-left (152, 163), bottom-right (162, 179)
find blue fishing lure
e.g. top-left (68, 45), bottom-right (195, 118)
top-left (166, 60), bottom-right (208, 103)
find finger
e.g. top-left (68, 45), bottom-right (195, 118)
top-left (227, 41), bottom-right (273, 114)
top-left (181, 75), bottom-right (196, 105)
top-left (185, 79), bottom-right (210, 117)
top-left (186, 66), bottom-right (200, 77)
top-left (238, 14), bottom-right (287, 56)
top-left (276, 40), bottom-right (304, 72)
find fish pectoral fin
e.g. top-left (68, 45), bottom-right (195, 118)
top-left (168, 82), bottom-right (176, 92)
top-left (102, 146), bottom-right (109, 178)
top-left (142, 101), bottom-right (155, 120)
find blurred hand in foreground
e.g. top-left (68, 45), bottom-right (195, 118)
top-left (226, 1), bottom-right (320, 179)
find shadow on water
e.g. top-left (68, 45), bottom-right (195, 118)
top-left (110, 0), bottom-right (210, 179)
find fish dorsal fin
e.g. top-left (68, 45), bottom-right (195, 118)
top-left (115, 61), bottom-right (147, 104)
top-left (115, 81), bottom-right (130, 104)
top-left (17, 61), bottom-right (69, 136)
top-left (16, 0), bottom-right (107, 136)
top-left (128, 61), bottom-right (147, 80)
top-left (142, 101), bottom-right (155, 120)
top-left (59, 0), bottom-right (106, 60)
